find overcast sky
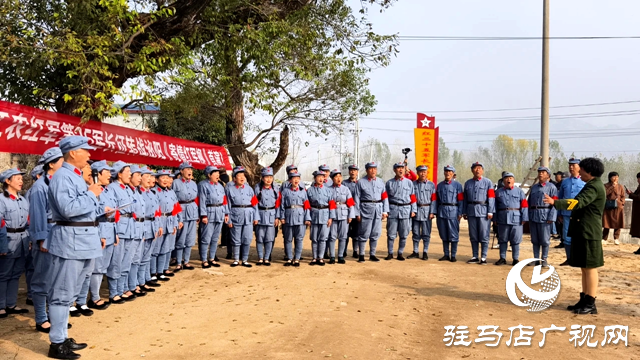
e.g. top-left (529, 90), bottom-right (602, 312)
top-left (341, 0), bottom-right (640, 157)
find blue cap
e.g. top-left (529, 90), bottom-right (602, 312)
top-left (59, 136), bottom-right (95, 154)
top-left (444, 164), bottom-right (455, 172)
top-left (568, 158), bottom-right (581, 164)
top-left (318, 164), bottom-right (330, 171)
top-left (91, 160), bottom-right (113, 173)
top-left (139, 166), bottom-right (154, 175)
top-left (348, 164), bottom-right (359, 171)
top-left (42, 147), bottom-right (63, 164)
top-left (111, 161), bottom-right (130, 175)
top-left (0, 168), bottom-right (26, 183)
top-left (330, 169), bottom-right (341, 178)
top-left (503, 172), bottom-right (515, 179)
top-left (416, 165), bottom-right (428, 172)
top-left (204, 165), bottom-right (220, 176)
top-left (288, 171), bottom-right (301, 179)
top-left (313, 170), bottom-right (325, 177)
top-left (30, 165), bottom-right (44, 180)
top-left (130, 165), bottom-right (142, 174)
top-left (471, 162), bottom-right (483, 169)
top-left (232, 166), bottom-right (246, 177)
top-left (393, 162), bottom-right (404, 169)
top-left (365, 162), bottom-right (377, 169)
top-left (156, 169), bottom-right (174, 178)
top-left (178, 162), bottom-right (193, 171)
top-left (261, 167), bottom-right (274, 177)
top-left (537, 166), bottom-right (551, 175)
top-left (286, 164), bottom-right (298, 172)
top-left (37, 156), bottom-right (45, 165)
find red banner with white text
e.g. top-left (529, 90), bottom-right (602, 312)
top-left (0, 100), bottom-right (231, 170)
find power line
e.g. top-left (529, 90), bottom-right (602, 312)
top-left (373, 100), bottom-right (640, 114)
top-left (397, 35), bottom-right (640, 41)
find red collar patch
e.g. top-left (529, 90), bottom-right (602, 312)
top-left (120, 184), bottom-right (126, 189)
top-left (73, 168), bottom-right (82, 176)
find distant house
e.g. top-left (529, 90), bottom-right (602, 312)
top-left (104, 104), bottom-right (160, 131)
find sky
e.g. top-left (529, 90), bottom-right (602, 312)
top-left (332, 0), bottom-right (640, 159)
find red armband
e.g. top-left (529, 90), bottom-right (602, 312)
top-left (346, 197), bottom-right (355, 207)
top-left (381, 191), bottom-right (388, 200)
top-left (1, 219), bottom-right (5, 228)
top-left (115, 211), bottom-right (121, 223)
top-left (132, 213), bottom-right (137, 220)
top-left (521, 199), bottom-right (529, 208)
top-left (222, 195), bottom-right (228, 206)
top-left (329, 200), bottom-right (337, 210)
top-left (303, 200), bottom-right (311, 210)
top-left (251, 195), bottom-right (259, 207)
top-left (431, 193), bottom-right (437, 202)
top-left (487, 189), bottom-right (495, 198)
top-left (194, 197), bottom-right (199, 206)
top-left (410, 194), bottom-right (417, 204)
top-left (275, 193), bottom-right (282, 208)
top-left (552, 196), bottom-right (558, 200)
top-left (457, 193), bottom-right (464, 201)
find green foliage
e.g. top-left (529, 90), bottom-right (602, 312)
top-left (359, 138), bottom-right (392, 179)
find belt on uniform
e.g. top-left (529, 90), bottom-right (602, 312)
top-left (56, 221), bottom-right (98, 227)
top-left (47, 219), bottom-right (55, 224)
top-left (529, 206), bottom-right (551, 209)
top-left (440, 203), bottom-right (457, 206)
top-left (179, 199), bottom-right (196, 204)
top-left (311, 205), bottom-right (329, 209)
top-left (144, 217), bottom-right (155, 221)
top-left (288, 205), bottom-right (304, 209)
top-left (498, 208), bottom-right (521, 211)
top-left (162, 212), bottom-right (173, 217)
top-left (6, 227), bottom-right (27, 233)
top-left (361, 200), bottom-right (382, 203)
top-left (259, 206), bottom-right (276, 210)
top-left (120, 214), bottom-right (136, 218)
top-left (98, 218), bottom-right (116, 223)
top-left (417, 203), bottom-right (431, 207)
top-left (135, 218), bottom-right (145, 222)
top-left (390, 202), bottom-right (411, 206)
top-left (232, 205), bottom-right (253, 208)
top-left (206, 203), bottom-right (224, 207)
top-left (472, 201), bottom-right (487, 205)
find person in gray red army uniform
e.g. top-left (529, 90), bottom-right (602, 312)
top-left (253, 167), bottom-right (279, 266)
top-left (409, 165), bottom-right (436, 260)
top-left (385, 162), bottom-right (416, 261)
top-left (494, 172), bottom-right (528, 266)
top-left (319, 164), bottom-right (333, 187)
top-left (279, 164), bottom-right (299, 261)
top-left (353, 162), bottom-right (389, 263)
top-left (434, 165), bottom-right (464, 262)
top-left (278, 171), bottom-right (311, 267)
top-left (137, 166), bottom-right (161, 291)
top-left (328, 169), bottom-right (355, 264)
top-left (343, 164), bottom-right (359, 258)
top-left (198, 166), bottom-right (228, 268)
top-left (528, 166), bottom-right (558, 267)
top-left (307, 171), bottom-right (336, 266)
top-left (462, 162), bottom-right (496, 265)
top-left (225, 166), bottom-right (258, 268)
top-left (172, 162), bottom-right (199, 271)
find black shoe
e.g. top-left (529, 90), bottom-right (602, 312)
top-left (87, 300), bottom-right (109, 310)
top-left (338, 257), bottom-right (346, 264)
top-left (36, 321), bottom-right (51, 333)
top-left (264, 261), bottom-right (271, 266)
top-left (494, 258), bottom-right (507, 266)
top-left (230, 261), bottom-right (239, 267)
top-left (358, 255), bottom-right (365, 263)
top-left (26, 298), bottom-right (33, 306)
top-left (318, 260), bottom-right (326, 266)
top-left (396, 254), bottom-right (405, 261)
top-left (141, 285), bottom-right (156, 293)
top-left (69, 307), bottom-right (81, 317)
top-left (323, 253), bottom-right (330, 260)
top-left (369, 255), bottom-right (380, 262)
top-left (527, 261), bottom-right (540, 266)
top-left (352, 251), bottom-right (358, 259)
top-left (256, 261), bottom-right (263, 266)
top-left (163, 271), bottom-right (175, 277)
top-left (183, 263), bottom-right (195, 270)
top-left (284, 261), bottom-right (292, 267)
top-left (422, 252), bottom-right (428, 261)
top-left (121, 294), bottom-right (136, 302)
top-left (385, 254), bottom-right (394, 260)
top-left (202, 262), bottom-right (212, 269)
top-left (210, 261), bottom-right (221, 268)
top-left (466, 257), bottom-right (479, 264)
top-left (634, 247), bottom-right (640, 255)
top-left (6, 306), bottom-right (29, 314)
top-left (133, 289), bottom-right (147, 297)
top-left (541, 260), bottom-right (549, 267)
top-left (309, 259), bottom-right (317, 266)
top-left (214, 256), bottom-right (220, 262)
top-left (78, 305), bottom-right (94, 316)
top-left (574, 295), bottom-right (597, 315)
top-left (406, 252), bottom-right (420, 259)
top-left (293, 261), bottom-right (300, 267)
top-left (450, 257), bottom-right (457, 263)
top-left (554, 243), bottom-right (565, 249)
top-left (64, 338), bottom-right (87, 351)
top-left (172, 266), bottom-right (181, 273)
top-left (157, 275), bottom-right (170, 282)
top-left (109, 297), bottom-right (124, 305)
top-left (225, 253), bottom-right (233, 260)
top-left (242, 262), bottom-right (252, 268)
top-left (479, 259), bottom-right (488, 265)
top-left (48, 342), bottom-right (81, 360)
top-left (512, 259), bottom-right (519, 266)
top-left (283, 255), bottom-right (289, 261)
top-left (438, 255), bottom-right (450, 261)
top-left (567, 292), bottom-right (585, 311)
top-left (329, 257), bottom-right (336, 264)
top-left (559, 260), bottom-right (570, 266)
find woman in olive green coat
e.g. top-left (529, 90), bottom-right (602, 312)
top-left (544, 157), bottom-right (605, 315)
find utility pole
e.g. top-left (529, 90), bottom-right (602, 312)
top-left (339, 124), bottom-right (343, 170)
top-left (317, 148), bottom-right (321, 165)
top-left (354, 118), bottom-right (360, 169)
top-left (540, 0), bottom-right (550, 167)
top-left (369, 141), bottom-right (374, 162)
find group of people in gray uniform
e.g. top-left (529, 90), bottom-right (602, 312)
top-left (0, 134), bottom-right (563, 359)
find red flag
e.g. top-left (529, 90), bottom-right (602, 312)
top-left (417, 113), bottom-right (436, 129)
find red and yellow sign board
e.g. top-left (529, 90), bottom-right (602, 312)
top-left (414, 113), bottom-right (439, 184)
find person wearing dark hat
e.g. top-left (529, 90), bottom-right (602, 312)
top-left (253, 167), bottom-right (279, 266)
top-left (385, 162), bottom-right (416, 261)
top-left (0, 168), bottom-right (29, 320)
top-left (527, 166), bottom-right (558, 267)
top-left (307, 170), bottom-right (335, 265)
top-left (557, 158), bottom-right (585, 266)
top-left (279, 164), bottom-right (298, 260)
top-left (28, 147), bottom-right (65, 331)
top-left (544, 157), bottom-right (605, 314)
top-left (172, 162), bottom-right (198, 271)
top-left (45, 136), bottom-right (105, 358)
top-left (153, 170), bottom-right (180, 283)
top-left (552, 171), bottom-right (565, 244)
top-left (328, 169), bottom-right (355, 264)
top-left (319, 164), bottom-right (333, 187)
top-left (343, 164), bottom-right (360, 258)
top-left (353, 162), bottom-right (389, 263)
top-left (462, 162), bottom-right (495, 265)
top-left (198, 166), bottom-right (228, 268)
top-left (138, 167), bottom-right (161, 291)
top-left (435, 165), bottom-right (464, 262)
top-left (125, 165), bottom-right (147, 298)
top-left (23, 164), bottom-right (44, 308)
top-left (278, 172), bottom-right (311, 266)
top-left (409, 165), bottom-right (436, 260)
top-left (493, 172), bottom-right (528, 266)
top-left (225, 166), bottom-right (259, 267)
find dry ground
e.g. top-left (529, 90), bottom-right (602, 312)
top-left (1, 221), bottom-right (639, 359)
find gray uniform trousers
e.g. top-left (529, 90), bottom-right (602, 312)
top-left (89, 244), bottom-right (114, 303)
top-left (412, 218), bottom-right (433, 253)
top-left (329, 219), bottom-right (349, 258)
top-left (310, 224), bottom-right (330, 259)
top-left (387, 217), bottom-right (411, 255)
top-left (30, 249), bottom-right (53, 324)
top-left (138, 238), bottom-right (155, 285)
top-left (437, 217), bottom-right (459, 257)
top-left (530, 222), bottom-right (552, 260)
top-left (283, 224), bottom-right (305, 261)
top-left (497, 224), bottom-right (522, 261)
top-left (199, 221), bottom-right (223, 262)
top-left (357, 217), bottom-right (381, 256)
top-left (255, 225), bottom-right (275, 260)
top-left (468, 216), bottom-right (490, 259)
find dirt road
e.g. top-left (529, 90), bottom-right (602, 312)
top-left (1, 222), bottom-right (638, 359)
